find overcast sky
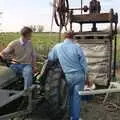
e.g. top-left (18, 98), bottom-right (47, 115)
top-left (0, 0), bottom-right (119, 32)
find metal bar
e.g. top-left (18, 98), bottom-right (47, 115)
top-left (108, 35), bottom-right (112, 85)
top-left (81, 0), bottom-right (83, 15)
top-left (69, 8), bottom-right (82, 11)
top-left (70, 10), bottom-right (73, 31)
top-left (79, 88), bottom-right (120, 96)
top-left (80, 0), bottom-right (83, 32)
top-left (113, 35), bottom-right (117, 78)
top-left (112, 13), bottom-right (118, 79)
top-left (109, 9), bottom-right (113, 84)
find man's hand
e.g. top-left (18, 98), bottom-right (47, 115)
top-left (0, 53), bottom-right (5, 60)
top-left (0, 53), bottom-right (6, 63)
top-left (85, 80), bottom-right (93, 88)
top-left (32, 66), bottom-right (38, 73)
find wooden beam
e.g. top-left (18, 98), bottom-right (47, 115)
top-left (71, 13), bottom-right (116, 24)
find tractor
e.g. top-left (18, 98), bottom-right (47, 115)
top-left (0, 56), bottom-right (68, 120)
top-left (0, 0), bottom-right (118, 120)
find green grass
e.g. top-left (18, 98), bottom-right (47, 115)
top-left (116, 35), bottom-right (120, 63)
top-left (0, 32), bottom-right (59, 44)
top-left (0, 32), bottom-right (60, 55)
top-left (0, 32), bottom-right (120, 63)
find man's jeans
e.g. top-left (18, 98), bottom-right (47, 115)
top-left (10, 64), bottom-right (33, 90)
top-left (65, 71), bottom-right (85, 120)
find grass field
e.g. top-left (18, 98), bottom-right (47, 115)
top-left (116, 35), bottom-right (120, 63)
top-left (0, 34), bottom-right (120, 120)
top-left (0, 32), bottom-right (120, 62)
top-left (0, 32), bottom-right (60, 56)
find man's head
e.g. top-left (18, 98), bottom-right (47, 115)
top-left (64, 30), bottom-right (74, 39)
top-left (20, 26), bottom-right (33, 40)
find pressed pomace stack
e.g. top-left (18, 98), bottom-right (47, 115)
top-left (74, 32), bottom-right (112, 86)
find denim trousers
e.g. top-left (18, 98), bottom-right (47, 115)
top-left (65, 71), bottom-right (85, 120)
top-left (10, 64), bottom-right (33, 90)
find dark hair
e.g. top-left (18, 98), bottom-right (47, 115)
top-left (20, 26), bottom-right (33, 36)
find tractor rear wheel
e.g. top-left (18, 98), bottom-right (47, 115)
top-left (44, 61), bottom-right (68, 120)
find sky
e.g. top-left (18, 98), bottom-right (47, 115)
top-left (0, 0), bottom-right (119, 32)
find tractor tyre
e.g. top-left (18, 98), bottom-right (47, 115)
top-left (44, 61), bottom-right (68, 120)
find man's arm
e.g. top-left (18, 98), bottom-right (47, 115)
top-left (0, 41), bottom-right (15, 59)
top-left (48, 46), bottom-right (58, 61)
top-left (31, 48), bottom-right (37, 73)
top-left (77, 46), bottom-right (88, 75)
top-left (77, 46), bottom-right (94, 86)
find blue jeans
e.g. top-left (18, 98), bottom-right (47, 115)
top-left (65, 71), bottom-right (85, 120)
top-left (10, 64), bottom-right (33, 90)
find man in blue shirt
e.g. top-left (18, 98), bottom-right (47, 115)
top-left (48, 31), bottom-right (88, 120)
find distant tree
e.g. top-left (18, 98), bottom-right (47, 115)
top-left (37, 25), bottom-right (44, 33)
top-left (33, 25), bottom-right (36, 32)
top-left (29, 25), bottom-right (44, 33)
top-left (30, 25), bottom-right (34, 32)
top-left (29, 25), bottom-right (36, 32)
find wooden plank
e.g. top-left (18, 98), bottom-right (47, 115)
top-left (74, 32), bottom-right (111, 36)
top-left (74, 32), bottom-right (111, 42)
top-left (75, 39), bottom-right (109, 44)
top-left (74, 31), bottom-right (111, 35)
top-left (71, 13), bottom-right (115, 23)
